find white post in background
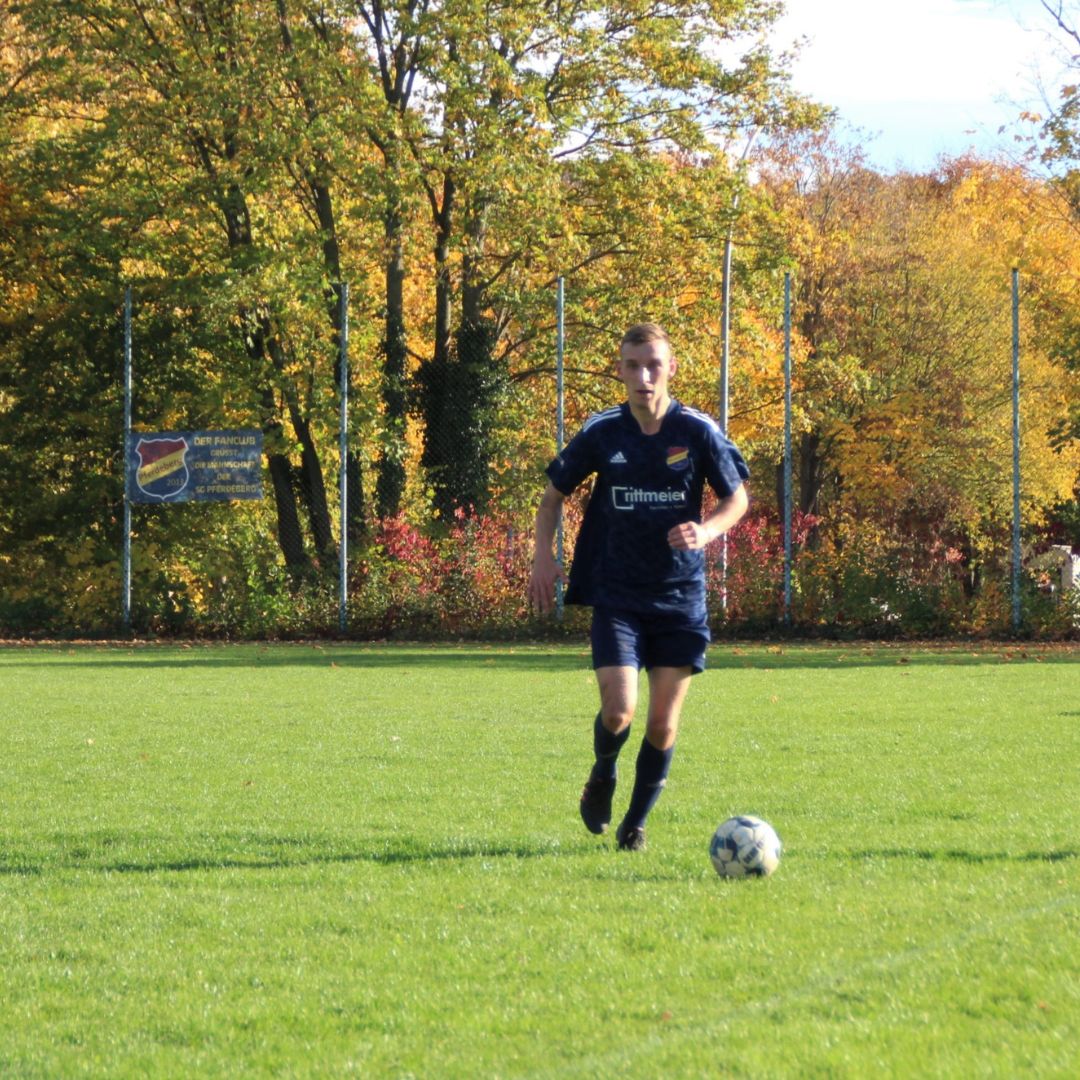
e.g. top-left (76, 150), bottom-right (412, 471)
top-left (783, 272), bottom-right (793, 627)
top-left (718, 130), bottom-right (757, 614)
top-left (555, 276), bottom-right (566, 621)
top-left (338, 282), bottom-right (349, 635)
top-left (719, 232), bottom-right (732, 614)
top-left (122, 286), bottom-right (133, 632)
top-left (1011, 268), bottom-right (1022, 632)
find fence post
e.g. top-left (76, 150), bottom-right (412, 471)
top-left (1011, 268), bottom-right (1021, 632)
top-left (122, 286), bottom-right (133, 633)
top-left (718, 129), bottom-right (756, 614)
top-left (339, 282), bottom-right (350, 635)
top-left (555, 276), bottom-right (565, 621)
top-left (783, 272), bottom-right (793, 627)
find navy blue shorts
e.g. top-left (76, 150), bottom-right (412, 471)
top-left (590, 606), bottom-right (710, 675)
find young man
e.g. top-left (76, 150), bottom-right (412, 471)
top-left (529, 323), bottom-right (749, 850)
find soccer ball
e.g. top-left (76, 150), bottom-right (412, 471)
top-left (709, 815), bottom-right (782, 878)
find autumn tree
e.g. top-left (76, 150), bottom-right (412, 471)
top-left (1030, 1), bottom-right (1080, 547)
top-left (761, 132), bottom-right (1080, 611)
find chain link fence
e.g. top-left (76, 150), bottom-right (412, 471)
top-left (1, 283), bottom-right (1077, 641)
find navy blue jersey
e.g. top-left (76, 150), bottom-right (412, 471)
top-left (546, 400), bottom-right (749, 615)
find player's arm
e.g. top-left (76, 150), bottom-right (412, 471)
top-left (529, 482), bottom-right (568, 613)
top-left (667, 483), bottom-right (748, 551)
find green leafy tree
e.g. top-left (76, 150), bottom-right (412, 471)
top-left (6, 0), bottom-right (384, 578)
top-left (402, 0), bottom-right (816, 519)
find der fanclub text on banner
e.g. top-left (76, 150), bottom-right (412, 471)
top-left (127, 430), bottom-right (262, 503)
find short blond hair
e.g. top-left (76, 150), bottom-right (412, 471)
top-left (620, 323), bottom-right (670, 349)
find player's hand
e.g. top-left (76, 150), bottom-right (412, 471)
top-left (667, 521), bottom-right (711, 551)
top-left (529, 555), bottom-right (566, 614)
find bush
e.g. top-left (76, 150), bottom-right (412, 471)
top-left (347, 510), bottom-right (537, 639)
top-left (2, 501), bottom-right (1076, 641)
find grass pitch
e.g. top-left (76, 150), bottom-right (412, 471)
top-left (1, 641), bottom-right (1078, 1078)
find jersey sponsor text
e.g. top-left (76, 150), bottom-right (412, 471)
top-left (611, 485), bottom-right (688, 511)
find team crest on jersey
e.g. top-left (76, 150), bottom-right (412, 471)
top-left (666, 446), bottom-right (689, 471)
top-left (135, 436), bottom-right (190, 501)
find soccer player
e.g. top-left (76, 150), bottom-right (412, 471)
top-left (529, 323), bottom-right (750, 851)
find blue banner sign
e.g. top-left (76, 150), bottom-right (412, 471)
top-left (127, 430), bottom-right (262, 503)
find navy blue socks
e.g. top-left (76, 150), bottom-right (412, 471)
top-left (590, 711), bottom-right (631, 782)
top-left (589, 716), bottom-right (676, 832)
top-left (621, 737), bottom-right (675, 830)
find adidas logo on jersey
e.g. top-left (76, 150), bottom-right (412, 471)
top-left (609, 451), bottom-right (628, 464)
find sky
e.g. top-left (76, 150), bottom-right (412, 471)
top-left (769, 0), bottom-right (1071, 171)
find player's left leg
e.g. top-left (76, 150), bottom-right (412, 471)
top-left (642, 664), bottom-right (694, 750)
top-left (615, 665), bottom-right (693, 850)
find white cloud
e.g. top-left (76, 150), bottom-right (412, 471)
top-left (770, 0), bottom-right (1060, 166)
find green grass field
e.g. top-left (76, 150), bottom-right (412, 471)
top-left (1, 641), bottom-right (1078, 1078)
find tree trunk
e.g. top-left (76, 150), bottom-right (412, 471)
top-left (277, 0), bottom-right (366, 538)
top-left (261, 318), bottom-right (335, 563)
top-left (289, 404), bottom-right (335, 558)
top-left (215, 182), bottom-right (314, 571)
top-left (448, 210), bottom-right (502, 516)
top-left (376, 210), bottom-right (408, 519)
top-left (799, 431), bottom-right (824, 548)
top-left (418, 174), bottom-right (458, 520)
top-left (261, 388), bottom-right (308, 573)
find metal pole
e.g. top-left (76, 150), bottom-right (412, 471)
top-left (339, 283), bottom-right (350, 635)
top-left (555, 276), bottom-right (565, 621)
top-left (1011, 268), bottom-right (1021, 632)
top-left (720, 231), bottom-right (733, 434)
top-left (719, 229), bottom-right (733, 615)
top-left (718, 129), bottom-right (757, 615)
top-left (719, 131), bottom-right (758, 431)
top-left (783, 272), bottom-right (793, 626)
top-left (122, 286), bottom-right (133, 632)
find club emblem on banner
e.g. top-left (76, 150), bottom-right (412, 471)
top-left (135, 436), bottom-right (190, 501)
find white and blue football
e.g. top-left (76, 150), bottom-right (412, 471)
top-left (710, 815), bottom-right (782, 878)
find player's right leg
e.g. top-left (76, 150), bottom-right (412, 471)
top-left (579, 608), bottom-right (642, 834)
top-left (580, 665), bottom-right (637, 834)
top-left (596, 663), bottom-right (637, 735)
